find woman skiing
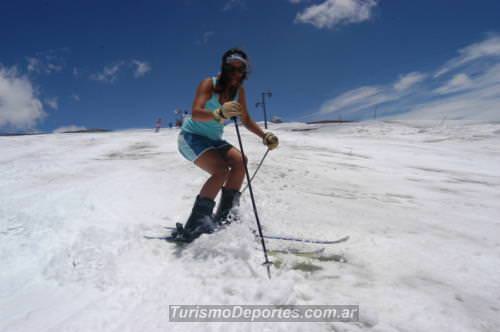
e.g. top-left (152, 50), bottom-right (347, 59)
top-left (174, 48), bottom-right (279, 241)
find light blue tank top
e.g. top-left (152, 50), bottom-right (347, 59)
top-left (181, 77), bottom-right (239, 141)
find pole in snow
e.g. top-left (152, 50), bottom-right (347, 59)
top-left (232, 117), bottom-right (272, 279)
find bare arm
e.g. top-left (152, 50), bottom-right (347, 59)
top-left (239, 87), bottom-right (266, 139)
top-left (191, 78), bottom-right (217, 122)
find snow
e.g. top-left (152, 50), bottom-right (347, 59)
top-left (1, 121), bottom-right (500, 331)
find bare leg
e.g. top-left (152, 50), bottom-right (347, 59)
top-left (221, 147), bottom-right (247, 191)
top-left (194, 149), bottom-right (230, 200)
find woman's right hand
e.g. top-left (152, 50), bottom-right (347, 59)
top-left (213, 101), bottom-right (242, 121)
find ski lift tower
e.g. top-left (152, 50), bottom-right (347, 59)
top-left (256, 90), bottom-right (272, 129)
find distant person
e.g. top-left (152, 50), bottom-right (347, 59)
top-left (168, 122), bottom-right (173, 129)
top-left (155, 118), bottom-right (162, 133)
top-left (173, 48), bottom-right (279, 241)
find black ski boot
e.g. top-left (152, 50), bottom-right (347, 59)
top-left (173, 195), bottom-right (217, 242)
top-left (213, 187), bottom-right (241, 225)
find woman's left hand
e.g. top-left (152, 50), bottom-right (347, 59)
top-left (263, 132), bottom-right (279, 150)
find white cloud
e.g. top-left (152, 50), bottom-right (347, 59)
top-left (26, 57), bottom-right (41, 73)
top-left (132, 60), bottom-right (152, 78)
top-left (319, 86), bottom-right (397, 115)
top-left (402, 64), bottom-right (500, 121)
top-left (223, 0), bottom-right (245, 11)
top-left (295, 0), bottom-right (377, 29)
top-left (90, 62), bottom-right (125, 83)
top-left (203, 31), bottom-right (214, 44)
top-left (25, 48), bottom-right (67, 75)
top-left (45, 97), bottom-right (59, 110)
top-left (398, 83), bottom-right (500, 122)
top-left (435, 34), bottom-right (500, 77)
top-left (434, 73), bottom-right (473, 95)
top-left (317, 64), bottom-right (500, 122)
top-left (308, 34), bottom-right (500, 123)
top-left (195, 31), bottom-right (215, 46)
top-left (0, 66), bottom-right (46, 129)
top-left (394, 72), bottom-right (427, 92)
top-left (53, 125), bottom-right (87, 133)
top-left (71, 93), bottom-right (80, 102)
top-left (318, 72), bottom-right (426, 117)
top-left (46, 63), bottom-right (63, 73)
top-left (90, 60), bottom-right (151, 83)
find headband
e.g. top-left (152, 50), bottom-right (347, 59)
top-left (225, 54), bottom-right (248, 66)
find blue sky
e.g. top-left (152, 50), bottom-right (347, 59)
top-left (1, 0), bottom-right (500, 132)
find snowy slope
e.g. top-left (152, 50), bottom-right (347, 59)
top-left (1, 121), bottom-right (500, 332)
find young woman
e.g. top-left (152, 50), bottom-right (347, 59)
top-left (174, 48), bottom-right (279, 241)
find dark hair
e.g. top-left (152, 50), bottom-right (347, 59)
top-left (214, 48), bottom-right (249, 99)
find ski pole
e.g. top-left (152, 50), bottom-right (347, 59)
top-left (232, 118), bottom-right (272, 279)
top-left (241, 148), bottom-right (270, 195)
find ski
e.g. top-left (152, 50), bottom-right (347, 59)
top-left (268, 248), bottom-right (347, 262)
top-left (268, 247), bottom-right (325, 256)
top-left (255, 232), bottom-right (350, 245)
top-left (145, 227), bottom-right (348, 265)
top-left (158, 226), bottom-right (349, 245)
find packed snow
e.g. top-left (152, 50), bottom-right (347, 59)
top-left (1, 121), bottom-right (500, 331)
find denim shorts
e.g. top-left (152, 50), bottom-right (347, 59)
top-left (178, 131), bottom-right (233, 162)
